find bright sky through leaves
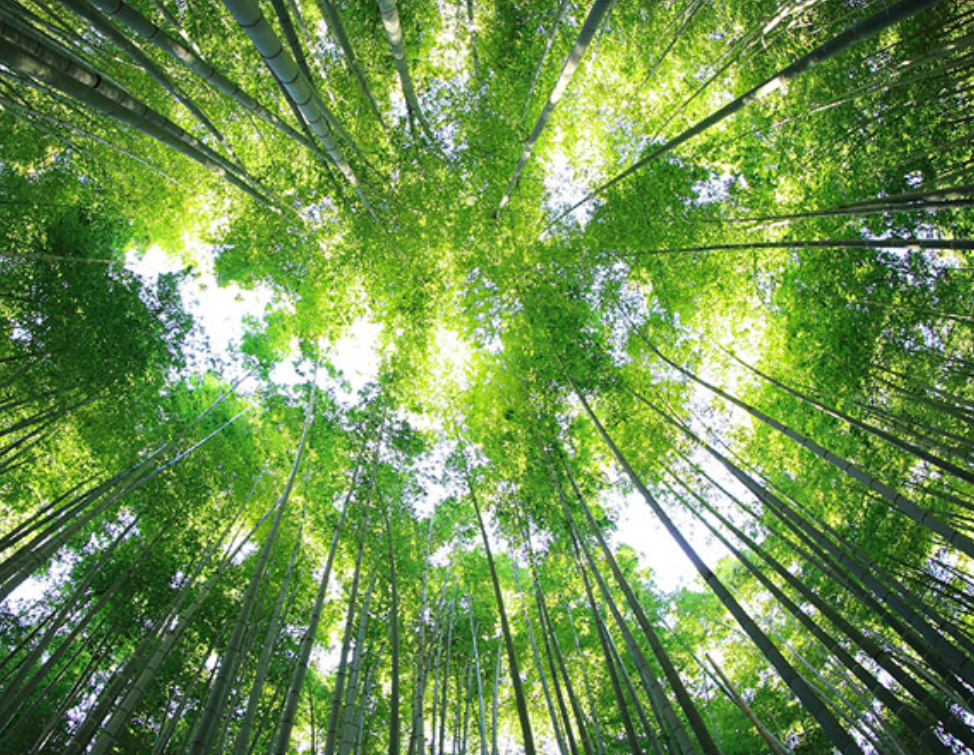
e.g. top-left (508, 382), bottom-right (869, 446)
top-left (2, 0), bottom-right (973, 752)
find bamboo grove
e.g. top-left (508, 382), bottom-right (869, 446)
top-left (0, 0), bottom-right (973, 752)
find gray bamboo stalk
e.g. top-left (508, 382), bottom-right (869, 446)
top-left (571, 541), bottom-right (642, 755)
top-left (25, 628), bottom-right (114, 754)
top-left (311, 0), bottom-right (388, 131)
top-left (0, 372), bottom-right (247, 583)
top-left (355, 641), bottom-right (385, 755)
top-left (553, 0), bottom-right (946, 223)
top-left (645, 0), bottom-right (796, 142)
top-left (453, 662), bottom-right (465, 755)
top-left (600, 612), bottom-right (666, 755)
top-left (268, 0), bottom-right (313, 82)
top-left (0, 520), bottom-right (152, 735)
top-left (630, 0), bottom-right (706, 103)
top-left (512, 558), bottom-right (569, 755)
top-left (563, 501), bottom-right (694, 755)
top-left (572, 382), bottom-right (863, 754)
top-left (0, 514), bottom-right (136, 702)
top-left (497, 0), bottom-right (613, 213)
top-left (54, 0), bottom-right (225, 143)
top-left (385, 505), bottom-right (402, 755)
top-left (555, 455), bottom-right (712, 755)
top-left (633, 237), bottom-right (974, 256)
top-left (430, 612), bottom-right (445, 755)
top-left (565, 601), bottom-right (604, 755)
top-left (639, 389), bottom-right (974, 696)
top-left (429, 570), bottom-right (457, 755)
top-left (232, 525), bottom-right (305, 755)
top-left (271, 461), bottom-right (363, 755)
top-left (0, 90), bottom-right (181, 184)
top-left (439, 593), bottom-right (457, 755)
top-left (79, 492), bottom-right (274, 755)
top-left (0, 34), bottom-right (273, 207)
top-left (533, 569), bottom-right (594, 755)
top-left (768, 626), bottom-right (889, 753)
top-left (714, 342), bottom-right (974, 487)
top-left (470, 616), bottom-right (488, 755)
top-left (83, 0), bottom-right (327, 158)
top-left (339, 569), bottom-right (377, 755)
top-left (190, 389), bottom-right (316, 755)
top-left (0, 13), bottom-right (250, 182)
top-left (727, 183), bottom-right (974, 225)
top-left (408, 516), bottom-right (436, 755)
top-left (641, 340), bottom-right (974, 560)
top-left (461, 657), bottom-right (474, 755)
top-left (519, 0), bottom-right (570, 130)
top-left (678, 444), bottom-right (974, 729)
top-left (0, 407), bottom-right (249, 602)
top-left (0, 472), bottom-right (94, 561)
top-left (377, 0), bottom-right (430, 136)
top-left (324, 510), bottom-right (371, 755)
top-left (707, 654), bottom-right (791, 755)
top-left (490, 645), bottom-right (500, 755)
top-left (220, 0), bottom-right (375, 215)
top-left (468, 476), bottom-right (537, 755)
top-left (283, 0), bottom-right (310, 38)
top-left (662, 473), bottom-right (953, 753)
top-left (150, 614), bottom-right (236, 755)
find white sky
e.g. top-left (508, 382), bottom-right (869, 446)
top-left (610, 487), bottom-right (728, 594)
top-left (126, 244), bottom-right (383, 397)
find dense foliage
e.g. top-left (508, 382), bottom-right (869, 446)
top-left (1, 0), bottom-right (973, 753)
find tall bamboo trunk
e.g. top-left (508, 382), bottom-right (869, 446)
top-left (573, 382), bottom-right (863, 754)
top-left (376, 0), bottom-right (431, 140)
top-left (220, 0), bottom-right (374, 215)
top-left (601, 611), bottom-right (667, 755)
top-left (468, 476), bottom-right (536, 755)
top-left (0, 519), bottom-right (157, 736)
top-left (519, 0), bottom-right (569, 129)
top-left (629, 386), bottom-right (974, 697)
top-left (571, 538), bottom-right (642, 755)
top-left (324, 509), bottom-right (371, 755)
top-left (712, 342), bottom-right (974, 486)
top-left (635, 236), bottom-right (974, 256)
top-left (439, 592), bottom-right (457, 755)
top-left (409, 516), bottom-right (436, 755)
top-left (529, 552), bottom-right (593, 755)
top-left (339, 568), bottom-right (377, 755)
top-left (497, 0), bottom-right (613, 213)
top-left (706, 654), bottom-right (791, 755)
top-left (567, 506), bottom-right (697, 755)
top-left (670, 453), bottom-right (973, 739)
top-left (80, 494), bottom-right (276, 755)
top-left (271, 458), bottom-right (363, 755)
top-left (511, 557), bottom-right (569, 755)
top-left (0, 26), bottom-right (272, 207)
top-left (470, 616), bottom-right (488, 755)
top-left (191, 388), bottom-right (316, 754)
top-left (312, 0), bottom-right (388, 131)
top-left (385, 505), bottom-right (402, 755)
top-left (662, 472), bottom-right (956, 752)
top-left (555, 453), bottom-right (712, 755)
top-left (46, 0), bottom-right (227, 144)
top-left (553, 0), bottom-right (945, 223)
top-left (232, 523), bottom-right (305, 755)
top-left (83, 0), bottom-right (326, 157)
top-left (490, 644), bottom-right (501, 755)
top-left (565, 602), bottom-right (605, 755)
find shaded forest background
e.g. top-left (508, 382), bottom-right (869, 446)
top-left (1, 0), bottom-right (973, 753)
